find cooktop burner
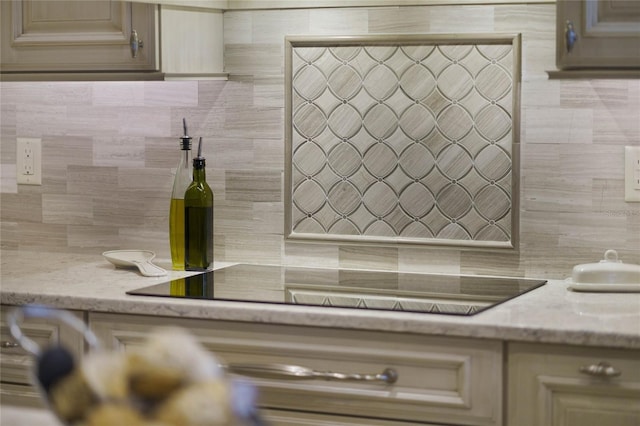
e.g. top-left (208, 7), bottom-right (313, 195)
top-left (127, 264), bottom-right (546, 316)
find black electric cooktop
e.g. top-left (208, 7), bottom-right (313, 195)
top-left (127, 264), bottom-right (546, 316)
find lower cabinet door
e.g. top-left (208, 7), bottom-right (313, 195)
top-left (89, 312), bottom-right (503, 426)
top-left (508, 343), bottom-right (640, 426)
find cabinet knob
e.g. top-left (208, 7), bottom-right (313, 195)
top-left (130, 30), bottom-right (144, 58)
top-left (1, 340), bottom-right (20, 349)
top-left (579, 361), bottom-right (621, 378)
top-left (227, 363), bottom-right (398, 384)
top-left (565, 20), bottom-right (578, 53)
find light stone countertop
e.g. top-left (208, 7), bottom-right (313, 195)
top-left (1, 250), bottom-right (639, 350)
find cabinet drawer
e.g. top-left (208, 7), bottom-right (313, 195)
top-left (90, 312), bottom-right (502, 426)
top-left (262, 408), bottom-right (444, 425)
top-left (0, 382), bottom-right (46, 408)
top-left (508, 343), bottom-right (640, 426)
top-left (0, 305), bottom-right (85, 387)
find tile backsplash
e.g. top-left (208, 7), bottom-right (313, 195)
top-left (1, 3), bottom-right (639, 279)
top-left (286, 36), bottom-right (519, 248)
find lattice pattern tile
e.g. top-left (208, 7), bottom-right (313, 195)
top-left (285, 35), bottom-right (521, 248)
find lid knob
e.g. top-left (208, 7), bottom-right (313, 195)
top-left (602, 250), bottom-right (620, 263)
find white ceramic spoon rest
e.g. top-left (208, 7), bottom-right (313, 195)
top-left (102, 250), bottom-right (167, 277)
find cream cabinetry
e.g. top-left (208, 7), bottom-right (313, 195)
top-left (0, 0), bottom-right (158, 73)
top-left (4, 305), bottom-right (639, 425)
top-left (507, 343), bottom-right (640, 426)
top-left (0, 305), bottom-right (85, 408)
top-left (0, 1), bottom-right (225, 80)
top-left (88, 312), bottom-right (503, 426)
top-left (556, 0), bottom-right (640, 70)
top-left (262, 408), bottom-right (436, 425)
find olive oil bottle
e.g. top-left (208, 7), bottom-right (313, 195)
top-left (169, 118), bottom-right (192, 270)
top-left (184, 137), bottom-right (214, 271)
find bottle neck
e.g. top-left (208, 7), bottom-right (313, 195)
top-left (192, 165), bottom-right (206, 182)
top-left (192, 157), bottom-right (206, 181)
top-left (180, 149), bottom-right (192, 166)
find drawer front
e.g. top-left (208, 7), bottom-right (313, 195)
top-left (90, 312), bottom-right (502, 426)
top-left (262, 408), bottom-right (445, 425)
top-left (0, 305), bottom-right (85, 386)
top-left (0, 383), bottom-right (46, 408)
top-left (508, 343), bottom-right (640, 426)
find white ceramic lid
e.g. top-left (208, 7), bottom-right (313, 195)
top-left (572, 250), bottom-right (640, 286)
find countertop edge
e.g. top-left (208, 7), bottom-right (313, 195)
top-left (2, 289), bottom-right (639, 350)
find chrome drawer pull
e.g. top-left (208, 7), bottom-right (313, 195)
top-left (130, 30), bottom-right (144, 58)
top-left (1, 340), bottom-right (19, 349)
top-left (565, 20), bottom-right (578, 53)
top-left (579, 361), bottom-right (621, 378)
top-left (228, 364), bottom-right (398, 384)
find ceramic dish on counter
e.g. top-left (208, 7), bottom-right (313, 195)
top-left (102, 250), bottom-right (167, 277)
top-left (567, 249), bottom-right (640, 292)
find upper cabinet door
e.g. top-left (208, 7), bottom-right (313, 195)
top-left (0, 0), bottom-right (157, 72)
top-left (556, 0), bottom-right (640, 69)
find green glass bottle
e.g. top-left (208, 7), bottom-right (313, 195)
top-left (184, 138), bottom-right (213, 271)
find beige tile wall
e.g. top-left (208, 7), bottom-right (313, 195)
top-left (1, 2), bottom-right (639, 279)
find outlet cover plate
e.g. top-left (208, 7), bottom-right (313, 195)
top-left (625, 145), bottom-right (640, 202)
top-left (16, 138), bottom-right (42, 185)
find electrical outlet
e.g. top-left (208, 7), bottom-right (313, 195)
top-left (16, 138), bottom-right (42, 185)
top-left (624, 146), bottom-right (640, 202)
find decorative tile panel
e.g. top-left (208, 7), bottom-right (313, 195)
top-left (285, 35), bottom-right (521, 249)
